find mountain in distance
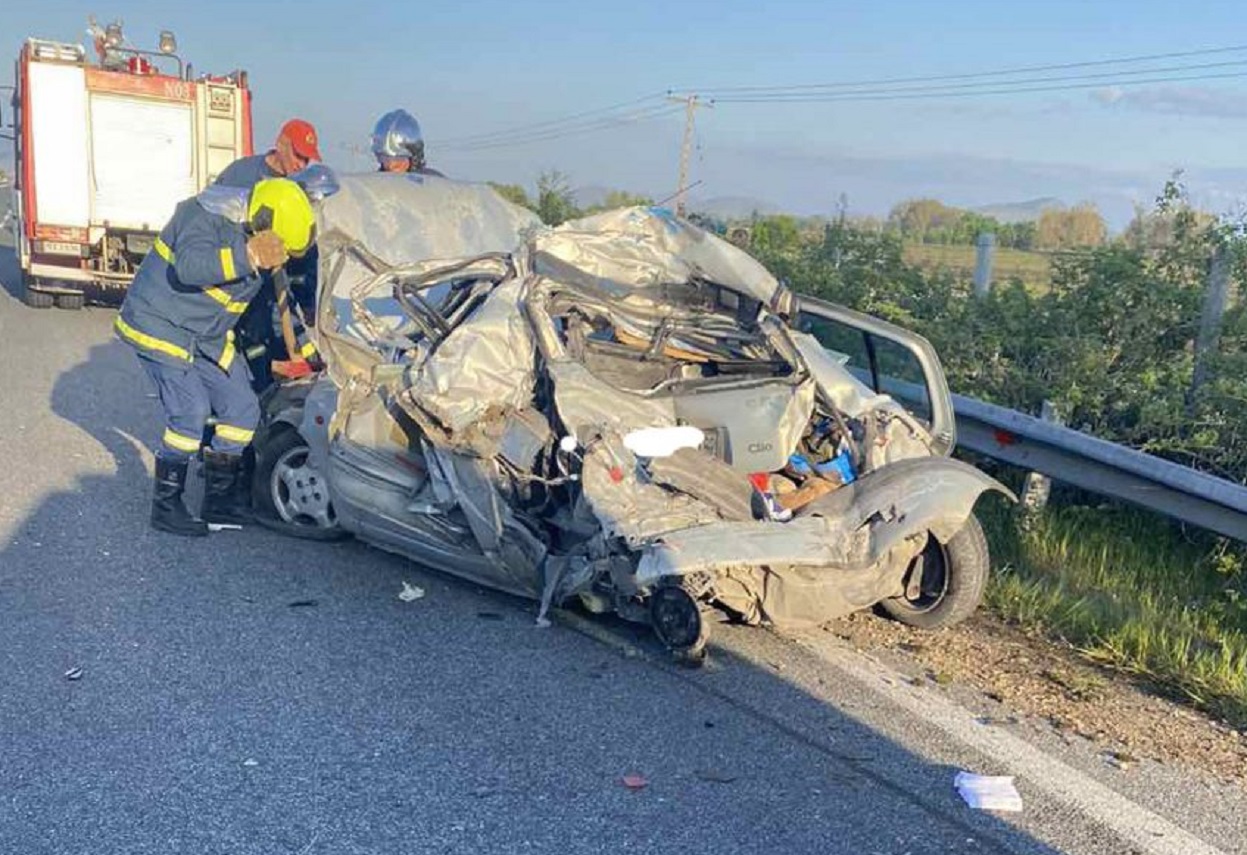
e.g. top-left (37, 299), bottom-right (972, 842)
top-left (972, 197), bottom-right (1064, 224)
top-left (688, 195), bottom-right (781, 220)
top-left (570, 184), bottom-right (613, 209)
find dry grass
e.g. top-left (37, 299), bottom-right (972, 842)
top-left (903, 243), bottom-right (1053, 293)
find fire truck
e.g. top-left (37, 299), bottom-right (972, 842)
top-left (7, 20), bottom-right (254, 309)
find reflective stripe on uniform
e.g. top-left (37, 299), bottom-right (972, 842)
top-left (204, 287), bottom-right (247, 314)
top-left (114, 316), bottom-right (191, 362)
top-left (214, 424), bottom-right (255, 444)
top-left (218, 331), bottom-right (236, 371)
top-left (153, 237), bottom-right (174, 263)
top-left (162, 428), bottom-right (202, 453)
top-left (300, 340), bottom-right (318, 358)
top-left (219, 247), bottom-right (237, 281)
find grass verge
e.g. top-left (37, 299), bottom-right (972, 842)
top-left (977, 499), bottom-right (1247, 728)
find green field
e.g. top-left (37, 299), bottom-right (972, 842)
top-left (903, 243), bottom-right (1053, 292)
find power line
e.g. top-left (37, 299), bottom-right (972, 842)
top-left (682, 43), bottom-right (1247, 96)
top-left (707, 70), bottom-right (1247, 103)
top-left (449, 103), bottom-right (685, 152)
top-left (689, 58), bottom-right (1247, 101)
top-left (433, 92), bottom-right (667, 147)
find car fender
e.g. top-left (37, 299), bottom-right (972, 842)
top-left (802, 455), bottom-right (1015, 557)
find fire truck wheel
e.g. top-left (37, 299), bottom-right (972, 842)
top-left (55, 293), bottom-right (85, 311)
top-left (21, 279), bottom-right (54, 310)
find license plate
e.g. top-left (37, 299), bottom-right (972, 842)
top-left (39, 241), bottom-right (80, 256)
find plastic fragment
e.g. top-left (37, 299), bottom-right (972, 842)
top-left (399, 582), bottom-right (425, 602)
top-left (954, 772), bottom-right (1023, 812)
top-left (621, 773), bottom-right (648, 790)
top-left (64, 667), bottom-right (83, 681)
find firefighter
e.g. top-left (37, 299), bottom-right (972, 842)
top-left (215, 118), bottom-right (322, 189)
top-left (238, 164), bottom-right (340, 391)
top-left (115, 178), bottom-right (316, 537)
top-left (370, 109), bottom-right (445, 176)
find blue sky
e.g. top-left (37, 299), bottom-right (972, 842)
top-left (8, 0), bottom-right (1247, 226)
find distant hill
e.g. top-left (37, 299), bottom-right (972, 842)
top-left (972, 197), bottom-right (1063, 224)
top-left (690, 195), bottom-right (780, 220)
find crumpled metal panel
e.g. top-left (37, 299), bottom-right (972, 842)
top-left (401, 276), bottom-right (536, 438)
top-left (634, 455), bottom-right (1012, 588)
top-left (534, 207), bottom-right (785, 310)
top-left (317, 174), bottom-right (542, 270)
top-left (545, 360), bottom-right (725, 544)
top-left (313, 175), bottom-right (541, 389)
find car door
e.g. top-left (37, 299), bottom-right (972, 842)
top-left (796, 295), bottom-right (956, 456)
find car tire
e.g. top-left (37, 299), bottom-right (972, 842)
top-left (55, 293), bottom-right (85, 311)
top-left (22, 277), bottom-right (54, 309)
top-left (649, 581), bottom-right (711, 665)
top-left (251, 425), bottom-right (346, 541)
top-left (879, 514), bottom-right (989, 630)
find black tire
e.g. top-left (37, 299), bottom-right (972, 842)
top-left (251, 425), bottom-right (346, 541)
top-left (22, 277), bottom-right (54, 309)
top-left (650, 582), bottom-right (710, 665)
top-left (879, 514), bottom-right (989, 630)
top-left (55, 293), bottom-right (85, 310)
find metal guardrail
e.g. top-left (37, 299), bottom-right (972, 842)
top-left (950, 392), bottom-right (1247, 542)
top-left (865, 369), bottom-right (1247, 541)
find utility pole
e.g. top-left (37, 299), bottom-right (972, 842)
top-left (668, 94), bottom-right (710, 218)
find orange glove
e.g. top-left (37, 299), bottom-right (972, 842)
top-left (272, 358), bottom-right (315, 380)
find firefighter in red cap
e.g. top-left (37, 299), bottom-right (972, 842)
top-left (215, 118), bottom-right (321, 189)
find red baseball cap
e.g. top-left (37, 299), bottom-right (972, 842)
top-left (278, 118), bottom-right (321, 162)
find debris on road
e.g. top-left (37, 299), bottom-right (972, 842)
top-left (621, 773), bottom-right (648, 790)
top-left (398, 582), bottom-right (425, 602)
top-left (64, 667), bottom-right (83, 681)
top-left (1102, 750), bottom-right (1138, 771)
top-left (694, 768), bottom-right (738, 784)
top-left (288, 599), bottom-right (319, 608)
top-left (242, 758), bottom-right (259, 767)
top-left (954, 772), bottom-right (1023, 812)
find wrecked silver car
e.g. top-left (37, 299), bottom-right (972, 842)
top-left (251, 174), bottom-right (1011, 658)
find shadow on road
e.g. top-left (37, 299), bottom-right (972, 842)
top-left (0, 263), bottom-right (1071, 854)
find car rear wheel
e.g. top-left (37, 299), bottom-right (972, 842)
top-left (252, 426), bottom-right (345, 540)
top-left (650, 581), bottom-right (711, 665)
top-left (879, 514), bottom-right (989, 630)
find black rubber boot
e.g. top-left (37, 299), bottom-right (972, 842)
top-left (152, 457), bottom-right (208, 537)
top-left (202, 450), bottom-right (252, 525)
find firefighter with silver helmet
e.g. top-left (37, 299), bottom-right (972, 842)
top-left (371, 109), bottom-right (445, 176)
top-left (115, 178), bottom-right (316, 537)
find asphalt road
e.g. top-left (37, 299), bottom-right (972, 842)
top-left (0, 251), bottom-right (1243, 855)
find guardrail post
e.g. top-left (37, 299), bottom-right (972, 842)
top-left (973, 232), bottom-right (996, 298)
top-left (1017, 399), bottom-right (1061, 527)
top-left (1188, 244), bottom-right (1233, 412)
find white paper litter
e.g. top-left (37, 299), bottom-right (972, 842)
top-left (954, 771), bottom-right (1023, 812)
top-left (398, 582), bottom-right (426, 602)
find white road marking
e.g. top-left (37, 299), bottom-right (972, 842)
top-left (810, 638), bottom-right (1228, 855)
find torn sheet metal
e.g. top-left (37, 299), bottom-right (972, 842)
top-left (534, 206), bottom-right (791, 313)
top-left (400, 275), bottom-right (536, 440)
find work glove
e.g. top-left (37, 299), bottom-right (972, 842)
top-left (246, 230), bottom-right (288, 271)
